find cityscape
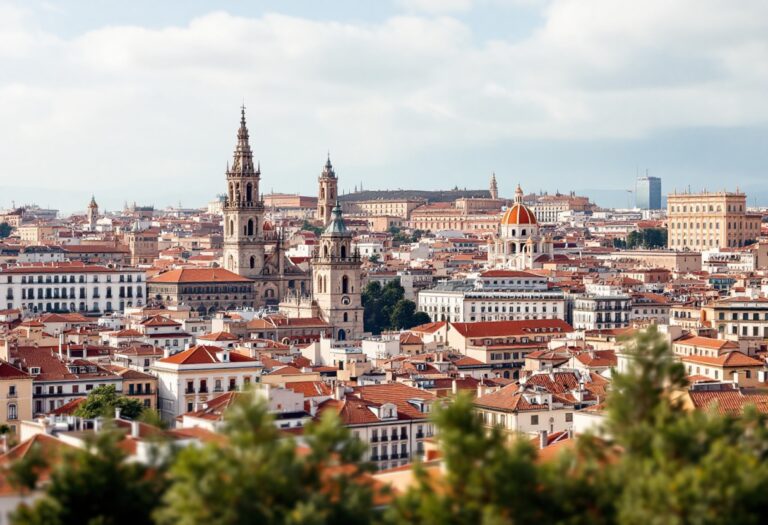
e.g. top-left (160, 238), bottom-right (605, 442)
top-left (1, 1), bottom-right (768, 524)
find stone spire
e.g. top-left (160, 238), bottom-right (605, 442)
top-left (230, 105), bottom-right (258, 176)
top-left (322, 153), bottom-right (336, 178)
top-left (490, 172), bottom-right (499, 200)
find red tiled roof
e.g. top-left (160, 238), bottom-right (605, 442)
top-left (450, 319), bottom-right (573, 338)
top-left (682, 351), bottom-right (764, 367)
top-left (158, 345), bottom-right (258, 365)
top-left (149, 268), bottom-right (252, 283)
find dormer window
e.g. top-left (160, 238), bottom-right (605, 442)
top-left (30, 367), bottom-right (41, 375)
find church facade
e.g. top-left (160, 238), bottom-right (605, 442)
top-left (488, 185), bottom-right (553, 270)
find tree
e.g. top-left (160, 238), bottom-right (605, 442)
top-left (0, 222), bottom-right (12, 238)
top-left (11, 427), bottom-right (166, 525)
top-left (74, 385), bottom-right (145, 420)
top-left (390, 299), bottom-right (430, 330)
top-left (626, 228), bottom-right (667, 249)
top-left (156, 394), bottom-right (379, 525)
top-left (368, 254), bottom-right (381, 264)
top-left (302, 220), bottom-right (324, 236)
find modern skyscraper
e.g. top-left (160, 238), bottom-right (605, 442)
top-left (636, 175), bottom-right (662, 210)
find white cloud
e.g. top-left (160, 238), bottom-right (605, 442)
top-left (395, 0), bottom-right (474, 14)
top-left (0, 0), bottom-right (767, 209)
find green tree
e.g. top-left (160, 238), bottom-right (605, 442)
top-left (11, 427), bottom-right (166, 525)
top-left (0, 222), bottom-right (12, 238)
top-left (156, 394), bottom-right (378, 525)
top-left (302, 220), bottom-right (324, 236)
top-left (390, 299), bottom-right (430, 330)
top-left (74, 385), bottom-right (145, 420)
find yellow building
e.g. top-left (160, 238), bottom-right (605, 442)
top-left (0, 361), bottom-right (33, 435)
top-left (667, 190), bottom-right (762, 250)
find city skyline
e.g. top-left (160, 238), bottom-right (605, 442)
top-left (2, 0), bottom-right (768, 212)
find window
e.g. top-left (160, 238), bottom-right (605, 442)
top-left (7, 403), bottom-right (17, 420)
top-left (531, 414), bottom-right (539, 425)
top-left (565, 413), bottom-right (573, 423)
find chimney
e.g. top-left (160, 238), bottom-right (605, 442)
top-left (334, 382), bottom-right (346, 401)
top-left (163, 347), bottom-right (171, 359)
top-left (131, 420), bottom-right (140, 439)
top-left (539, 429), bottom-right (548, 450)
top-left (58, 332), bottom-right (64, 359)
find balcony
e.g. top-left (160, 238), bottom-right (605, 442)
top-left (380, 454), bottom-right (389, 460)
top-left (370, 435), bottom-right (379, 443)
top-left (416, 432), bottom-right (424, 439)
top-left (8, 391), bottom-right (17, 398)
top-left (400, 433), bottom-right (408, 440)
top-left (390, 453), bottom-right (399, 460)
top-left (380, 435), bottom-right (389, 442)
top-left (199, 387), bottom-right (209, 394)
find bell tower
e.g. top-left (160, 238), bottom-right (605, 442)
top-left (317, 154), bottom-right (337, 224)
top-left (490, 173), bottom-right (498, 200)
top-left (312, 202), bottom-right (364, 341)
top-left (87, 195), bottom-right (99, 230)
top-left (222, 106), bottom-right (266, 278)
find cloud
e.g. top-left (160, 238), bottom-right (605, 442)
top-left (0, 0), bottom-right (767, 210)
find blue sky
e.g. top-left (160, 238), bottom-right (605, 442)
top-left (1, 0), bottom-right (767, 212)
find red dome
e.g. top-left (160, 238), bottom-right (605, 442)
top-left (500, 204), bottom-right (537, 225)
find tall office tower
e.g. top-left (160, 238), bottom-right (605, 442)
top-left (636, 175), bottom-right (662, 210)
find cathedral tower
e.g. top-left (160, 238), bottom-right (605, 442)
top-left (490, 173), bottom-right (499, 200)
top-left (317, 154), bottom-right (337, 224)
top-left (86, 195), bottom-right (99, 230)
top-left (313, 202), bottom-right (364, 341)
top-left (222, 106), bottom-right (267, 278)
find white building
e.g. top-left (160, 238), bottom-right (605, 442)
top-left (0, 262), bottom-right (146, 315)
top-left (151, 345), bottom-right (262, 422)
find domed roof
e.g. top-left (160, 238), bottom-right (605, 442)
top-left (500, 203), bottom-right (537, 225)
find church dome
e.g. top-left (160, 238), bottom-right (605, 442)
top-left (500, 203), bottom-right (537, 225)
top-left (500, 183), bottom-right (537, 225)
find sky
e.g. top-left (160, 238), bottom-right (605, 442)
top-left (1, 0), bottom-right (768, 213)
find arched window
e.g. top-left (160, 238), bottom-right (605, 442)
top-left (342, 275), bottom-right (349, 294)
top-left (341, 245), bottom-right (347, 258)
top-left (323, 245), bottom-right (329, 258)
top-left (247, 219), bottom-right (254, 236)
top-left (246, 183), bottom-right (253, 202)
top-left (227, 255), bottom-right (234, 270)
top-left (337, 329), bottom-right (346, 341)
top-left (250, 256), bottom-right (255, 269)
top-left (321, 188), bottom-right (325, 199)
top-left (343, 312), bottom-right (348, 322)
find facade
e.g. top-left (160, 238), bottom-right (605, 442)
top-left (636, 176), bottom-right (662, 210)
top-left (0, 361), bottom-right (33, 435)
top-left (488, 185), bottom-right (554, 269)
top-left (526, 192), bottom-right (593, 224)
top-left (220, 108), bottom-right (309, 305)
top-left (319, 383), bottom-right (436, 470)
top-left (342, 199), bottom-right (425, 220)
top-left (0, 262), bottom-right (145, 315)
top-left (489, 173), bottom-right (499, 200)
top-left (316, 155), bottom-right (338, 224)
top-left (667, 190), bottom-right (762, 250)
top-left (572, 295), bottom-right (631, 331)
top-left (418, 279), bottom-right (565, 323)
top-left (125, 226), bottom-right (159, 266)
top-left (609, 250), bottom-right (702, 272)
top-left (152, 345), bottom-right (262, 422)
top-left (147, 268), bottom-right (255, 315)
top-left (704, 297), bottom-right (768, 342)
top-left (280, 204), bottom-right (364, 341)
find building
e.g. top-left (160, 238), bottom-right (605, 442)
top-left (0, 361), bottom-right (32, 435)
top-left (318, 383), bottom-right (436, 470)
top-left (125, 225), bottom-right (159, 266)
top-left (343, 199), bottom-right (426, 220)
top-left (147, 268), bottom-right (255, 315)
top-left (317, 155), bottom-right (338, 225)
top-left (488, 185), bottom-right (553, 269)
top-left (0, 262), bottom-right (146, 315)
top-left (446, 319), bottom-right (574, 379)
top-left (572, 295), bottom-right (631, 331)
top-left (636, 176), bottom-right (662, 210)
top-left (489, 173), bottom-right (499, 200)
top-left (280, 204), bottom-right (364, 341)
top-left (526, 192), bottom-right (593, 224)
top-left (667, 190), bottom-right (762, 250)
top-left (418, 274), bottom-right (565, 323)
top-left (221, 107), bottom-right (309, 304)
top-left (152, 345), bottom-right (262, 422)
top-left (609, 250), bottom-right (702, 272)
top-left (86, 195), bottom-right (99, 230)
top-left (703, 297), bottom-right (768, 342)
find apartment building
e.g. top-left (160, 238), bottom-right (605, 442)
top-left (667, 190), bottom-right (762, 250)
